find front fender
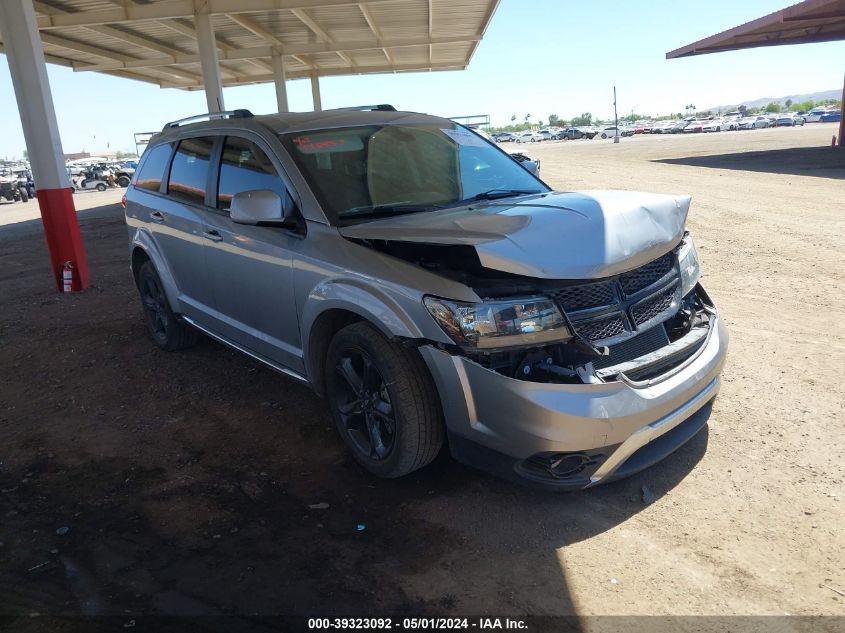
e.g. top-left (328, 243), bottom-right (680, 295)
top-left (300, 277), bottom-right (453, 381)
top-left (130, 227), bottom-right (181, 312)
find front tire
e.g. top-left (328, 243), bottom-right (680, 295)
top-left (137, 261), bottom-right (197, 351)
top-left (326, 322), bottom-right (444, 478)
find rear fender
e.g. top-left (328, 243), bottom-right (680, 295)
top-left (130, 227), bottom-right (180, 311)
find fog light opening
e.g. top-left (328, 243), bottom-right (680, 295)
top-left (549, 453), bottom-right (594, 478)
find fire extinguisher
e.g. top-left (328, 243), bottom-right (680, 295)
top-left (62, 261), bottom-right (74, 293)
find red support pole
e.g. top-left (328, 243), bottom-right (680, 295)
top-left (37, 188), bottom-right (90, 291)
top-left (0, 0), bottom-right (90, 292)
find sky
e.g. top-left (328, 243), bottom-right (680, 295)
top-left (1, 0), bottom-right (843, 158)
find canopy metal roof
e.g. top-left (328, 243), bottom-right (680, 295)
top-left (666, 0), bottom-right (845, 58)
top-left (0, 0), bottom-right (500, 90)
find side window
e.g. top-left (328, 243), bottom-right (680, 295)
top-left (168, 136), bottom-right (215, 205)
top-left (217, 136), bottom-right (285, 211)
top-left (134, 143), bottom-right (172, 192)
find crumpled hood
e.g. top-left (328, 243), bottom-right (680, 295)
top-left (339, 190), bottom-right (691, 279)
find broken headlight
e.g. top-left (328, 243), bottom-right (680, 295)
top-left (424, 296), bottom-right (572, 349)
top-left (678, 235), bottom-right (701, 296)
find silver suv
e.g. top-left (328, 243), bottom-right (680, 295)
top-left (125, 106), bottom-right (728, 490)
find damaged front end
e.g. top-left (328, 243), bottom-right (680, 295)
top-left (342, 213), bottom-right (726, 489)
top-left (411, 234), bottom-right (712, 390)
top-left (399, 235), bottom-right (723, 489)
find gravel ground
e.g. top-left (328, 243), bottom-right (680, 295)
top-left (0, 124), bottom-right (842, 630)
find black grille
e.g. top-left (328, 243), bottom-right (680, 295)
top-left (555, 282), bottom-right (614, 311)
top-left (619, 252), bottom-right (674, 296)
top-left (551, 250), bottom-right (680, 345)
top-left (576, 315), bottom-right (626, 341)
top-left (592, 324), bottom-right (670, 370)
top-left (631, 287), bottom-right (675, 326)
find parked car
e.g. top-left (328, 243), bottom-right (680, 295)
top-left (578, 126), bottom-right (600, 139)
top-left (738, 116), bottom-right (769, 130)
top-left (507, 151), bottom-right (540, 176)
top-left (737, 117), bottom-right (757, 130)
top-left (721, 117), bottom-right (741, 131)
top-left (653, 121), bottom-right (679, 134)
top-left (701, 119), bottom-right (723, 133)
top-left (775, 115), bottom-right (798, 127)
top-left (124, 107), bottom-right (727, 490)
top-left (0, 176), bottom-right (28, 203)
top-left (516, 131), bottom-right (544, 143)
top-left (804, 108), bottom-right (835, 123)
top-left (820, 111), bottom-right (841, 123)
top-left (600, 126), bottom-right (632, 138)
top-left (494, 132), bottom-right (517, 142)
top-left (682, 120), bottom-right (706, 133)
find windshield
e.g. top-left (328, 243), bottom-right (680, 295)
top-left (280, 123), bottom-right (548, 225)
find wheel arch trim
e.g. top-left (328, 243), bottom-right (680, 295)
top-left (300, 278), bottom-right (438, 389)
top-left (130, 228), bottom-right (180, 311)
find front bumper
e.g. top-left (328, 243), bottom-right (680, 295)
top-left (420, 316), bottom-right (728, 490)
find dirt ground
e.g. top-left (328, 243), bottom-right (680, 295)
top-left (0, 124), bottom-right (843, 630)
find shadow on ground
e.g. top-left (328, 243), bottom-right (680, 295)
top-left (654, 145), bottom-right (845, 179)
top-left (0, 209), bottom-right (710, 631)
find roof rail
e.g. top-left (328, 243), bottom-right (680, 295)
top-left (163, 109), bottom-right (254, 130)
top-left (328, 104), bottom-right (397, 112)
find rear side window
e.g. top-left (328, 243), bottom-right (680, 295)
top-left (134, 143), bottom-right (172, 192)
top-left (168, 137), bottom-right (215, 205)
top-left (217, 137), bottom-right (284, 211)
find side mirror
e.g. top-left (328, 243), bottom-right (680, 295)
top-left (230, 189), bottom-right (296, 227)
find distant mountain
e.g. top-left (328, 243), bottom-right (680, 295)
top-left (707, 89), bottom-right (840, 111)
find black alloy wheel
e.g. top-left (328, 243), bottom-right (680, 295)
top-left (325, 322), bottom-right (443, 478)
top-left (139, 269), bottom-right (169, 342)
top-left (333, 349), bottom-right (396, 461)
top-left (136, 261), bottom-right (196, 351)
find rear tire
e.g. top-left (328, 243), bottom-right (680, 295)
top-left (96, 183), bottom-right (107, 192)
top-left (137, 261), bottom-right (197, 351)
top-left (117, 176), bottom-right (130, 188)
top-left (325, 322), bottom-right (444, 478)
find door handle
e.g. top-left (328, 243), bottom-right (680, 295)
top-left (203, 229), bottom-right (223, 242)
top-left (150, 211), bottom-right (165, 223)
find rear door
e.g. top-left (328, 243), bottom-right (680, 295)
top-left (129, 138), bottom-right (215, 319)
top-left (156, 136), bottom-right (217, 318)
top-left (202, 134), bottom-right (304, 373)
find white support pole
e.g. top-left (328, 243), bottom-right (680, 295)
top-left (310, 73), bottom-right (322, 111)
top-left (194, 10), bottom-right (224, 112)
top-left (0, 0), bottom-right (89, 291)
top-left (271, 48), bottom-right (289, 113)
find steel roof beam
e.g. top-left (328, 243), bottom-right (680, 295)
top-left (35, 0), bottom-right (395, 30)
top-left (225, 13), bottom-right (315, 69)
top-left (71, 35), bottom-right (476, 71)
top-left (358, 4), bottom-right (393, 65)
top-left (179, 60), bottom-right (465, 87)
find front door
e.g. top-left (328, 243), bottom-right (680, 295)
top-left (202, 134), bottom-right (304, 373)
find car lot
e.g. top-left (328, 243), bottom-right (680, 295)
top-left (0, 124), bottom-right (842, 625)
